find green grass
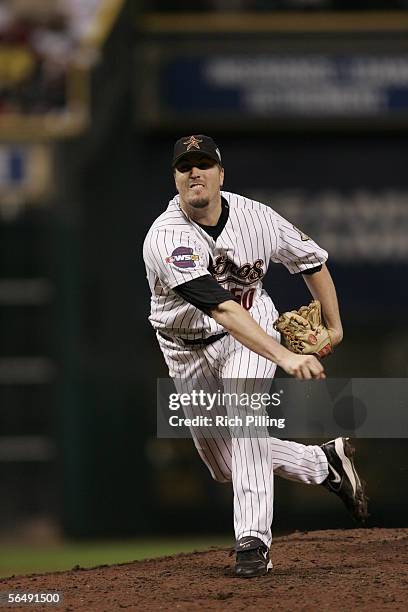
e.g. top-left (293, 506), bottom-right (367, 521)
top-left (0, 537), bottom-right (231, 578)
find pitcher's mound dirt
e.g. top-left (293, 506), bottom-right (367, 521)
top-left (1, 528), bottom-right (408, 611)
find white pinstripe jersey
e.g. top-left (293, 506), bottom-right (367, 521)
top-left (143, 191), bottom-right (328, 339)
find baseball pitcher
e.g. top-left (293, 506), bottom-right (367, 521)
top-left (143, 135), bottom-right (368, 578)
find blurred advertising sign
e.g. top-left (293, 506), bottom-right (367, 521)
top-left (0, 145), bottom-right (53, 220)
top-left (143, 52), bottom-right (408, 126)
top-left (0, 147), bottom-right (25, 185)
top-left (204, 55), bottom-right (408, 117)
top-left (250, 189), bottom-right (408, 263)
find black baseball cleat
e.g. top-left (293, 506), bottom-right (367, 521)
top-left (234, 536), bottom-right (272, 578)
top-left (321, 437), bottom-right (369, 524)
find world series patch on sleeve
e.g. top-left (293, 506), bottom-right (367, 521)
top-left (273, 300), bottom-right (333, 358)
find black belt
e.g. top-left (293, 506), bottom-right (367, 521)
top-left (158, 331), bottom-right (228, 346)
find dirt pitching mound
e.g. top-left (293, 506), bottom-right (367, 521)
top-left (1, 528), bottom-right (408, 611)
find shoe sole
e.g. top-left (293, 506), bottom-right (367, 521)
top-left (335, 437), bottom-right (358, 495)
top-left (338, 437), bottom-right (369, 522)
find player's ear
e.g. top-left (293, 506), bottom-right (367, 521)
top-left (219, 166), bottom-right (224, 187)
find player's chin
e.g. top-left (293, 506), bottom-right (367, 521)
top-left (189, 197), bottom-right (209, 209)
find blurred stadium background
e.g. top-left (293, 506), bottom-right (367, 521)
top-left (1, 0), bottom-right (408, 577)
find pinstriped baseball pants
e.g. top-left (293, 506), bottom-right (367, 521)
top-left (157, 325), bottom-right (329, 548)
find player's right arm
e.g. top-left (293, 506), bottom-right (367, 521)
top-left (210, 299), bottom-right (325, 380)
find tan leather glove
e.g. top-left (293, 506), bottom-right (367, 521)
top-left (273, 300), bottom-right (333, 358)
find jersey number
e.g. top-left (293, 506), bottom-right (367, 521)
top-left (231, 287), bottom-right (255, 311)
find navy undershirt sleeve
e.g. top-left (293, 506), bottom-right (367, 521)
top-left (174, 274), bottom-right (239, 314)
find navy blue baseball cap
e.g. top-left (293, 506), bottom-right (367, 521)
top-left (172, 134), bottom-right (222, 168)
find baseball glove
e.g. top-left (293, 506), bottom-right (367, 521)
top-left (273, 300), bottom-right (333, 358)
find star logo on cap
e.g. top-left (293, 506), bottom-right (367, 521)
top-left (183, 136), bottom-right (203, 151)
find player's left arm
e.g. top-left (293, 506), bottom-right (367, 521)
top-left (302, 263), bottom-right (343, 347)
